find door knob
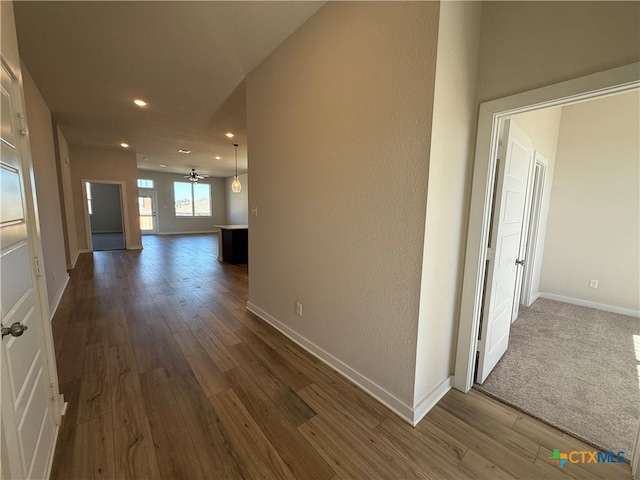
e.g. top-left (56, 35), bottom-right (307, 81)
top-left (1, 322), bottom-right (28, 338)
top-left (515, 259), bottom-right (526, 266)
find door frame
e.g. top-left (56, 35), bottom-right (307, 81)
top-left (81, 179), bottom-right (129, 251)
top-left (453, 62), bottom-right (640, 393)
top-left (519, 152), bottom-right (548, 309)
top-left (138, 189), bottom-right (158, 234)
top-left (452, 62), bottom-right (640, 474)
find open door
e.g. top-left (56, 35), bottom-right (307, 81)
top-left (476, 119), bottom-right (533, 383)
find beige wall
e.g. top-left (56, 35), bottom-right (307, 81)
top-left (477, 1), bottom-right (640, 103)
top-left (247, 2), bottom-right (439, 408)
top-left (136, 170), bottom-right (226, 234)
top-left (52, 125), bottom-right (79, 268)
top-left (22, 65), bottom-right (69, 314)
top-left (413, 1), bottom-right (482, 408)
top-left (539, 91), bottom-right (640, 312)
top-left (225, 173), bottom-right (248, 224)
top-left (70, 145), bottom-right (141, 250)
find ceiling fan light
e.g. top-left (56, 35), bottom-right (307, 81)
top-left (231, 176), bottom-right (242, 193)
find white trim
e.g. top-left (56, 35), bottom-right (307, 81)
top-left (68, 249), bottom-right (80, 269)
top-left (157, 229), bottom-right (219, 235)
top-left (538, 293), bottom-right (639, 318)
top-left (632, 423), bottom-right (639, 479)
top-left (246, 302), bottom-right (416, 424)
top-left (49, 274), bottom-right (69, 321)
top-left (412, 376), bottom-right (452, 426)
top-left (454, 63), bottom-right (640, 393)
top-left (77, 249), bottom-right (91, 254)
top-left (127, 245), bottom-right (143, 250)
top-left (44, 398), bottom-right (64, 480)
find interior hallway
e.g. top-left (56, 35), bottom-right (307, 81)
top-left (49, 235), bottom-right (632, 479)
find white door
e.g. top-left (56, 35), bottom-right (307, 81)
top-left (1, 60), bottom-right (58, 478)
top-left (138, 191), bottom-right (158, 234)
top-left (476, 120), bottom-right (533, 383)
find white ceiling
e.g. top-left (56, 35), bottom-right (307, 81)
top-left (13, 1), bottom-right (325, 177)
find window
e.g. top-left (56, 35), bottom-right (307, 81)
top-left (85, 182), bottom-right (93, 215)
top-left (174, 182), bottom-right (211, 217)
top-left (137, 179), bottom-right (154, 188)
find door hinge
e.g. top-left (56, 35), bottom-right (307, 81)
top-left (17, 113), bottom-right (27, 136)
top-left (476, 339), bottom-right (484, 352)
top-left (486, 247), bottom-right (494, 261)
top-left (34, 257), bottom-right (43, 276)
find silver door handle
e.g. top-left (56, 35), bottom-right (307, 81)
top-left (515, 259), bottom-right (526, 266)
top-left (1, 322), bottom-right (28, 338)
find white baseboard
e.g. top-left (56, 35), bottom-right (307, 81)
top-left (49, 274), bottom-right (70, 321)
top-left (524, 291), bottom-right (540, 308)
top-left (128, 245), bottom-right (143, 250)
top-left (412, 376), bottom-right (452, 426)
top-left (45, 396), bottom-right (66, 480)
top-left (158, 230), bottom-right (219, 235)
top-left (539, 292), bottom-right (640, 318)
top-left (68, 249), bottom-right (81, 269)
top-left (246, 302), bottom-right (416, 423)
top-left (78, 249), bottom-right (91, 254)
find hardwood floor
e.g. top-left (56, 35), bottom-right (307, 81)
top-left (50, 234), bottom-right (632, 479)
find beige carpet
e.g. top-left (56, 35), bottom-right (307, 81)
top-left (476, 298), bottom-right (639, 459)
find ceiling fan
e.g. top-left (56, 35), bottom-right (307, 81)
top-left (184, 168), bottom-right (209, 183)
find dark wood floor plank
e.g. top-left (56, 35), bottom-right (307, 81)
top-left (226, 366), bottom-right (335, 480)
top-left (70, 413), bottom-right (115, 480)
top-left (459, 449), bottom-right (516, 480)
top-left (169, 370), bottom-right (246, 480)
top-left (240, 359), bottom-right (316, 426)
top-left (277, 343), bottom-right (390, 421)
top-left (376, 416), bottom-right (470, 478)
top-left (140, 368), bottom-right (206, 479)
top-left (298, 416), bottom-right (392, 480)
top-left (113, 417), bottom-right (161, 480)
top-left (209, 389), bottom-right (297, 480)
top-left (439, 388), bottom-right (540, 462)
top-left (174, 330), bottom-right (229, 396)
top-left (427, 406), bottom-right (555, 480)
top-left (107, 308), bottom-right (130, 347)
top-left (109, 342), bottom-right (145, 429)
top-left (77, 342), bottom-right (112, 424)
top-left (195, 324), bottom-right (240, 372)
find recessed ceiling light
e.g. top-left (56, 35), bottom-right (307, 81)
top-left (159, 164), bottom-right (167, 168)
top-left (133, 98), bottom-right (148, 107)
top-left (178, 149), bottom-right (191, 154)
top-left (120, 143), bottom-right (129, 148)
top-left (225, 132), bottom-right (235, 138)
top-left (215, 156), bottom-right (221, 160)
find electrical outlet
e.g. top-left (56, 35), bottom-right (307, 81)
top-left (589, 279), bottom-right (598, 289)
top-left (295, 302), bottom-right (303, 316)
top-left (251, 206), bottom-right (258, 217)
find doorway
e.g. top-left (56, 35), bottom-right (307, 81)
top-left (454, 63), bottom-right (640, 469)
top-left (82, 181), bottom-right (126, 251)
top-left (138, 191), bottom-right (158, 234)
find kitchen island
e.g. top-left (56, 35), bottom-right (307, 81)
top-left (214, 224), bottom-right (248, 264)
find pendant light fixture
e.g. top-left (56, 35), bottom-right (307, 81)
top-left (231, 143), bottom-right (241, 193)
